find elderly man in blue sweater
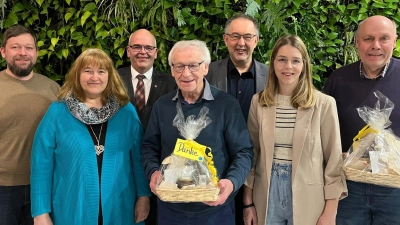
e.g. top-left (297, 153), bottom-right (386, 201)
top-left (141, 40), bottom-right (254, 225)
top-left (324, 15), bottom-right (400, 225)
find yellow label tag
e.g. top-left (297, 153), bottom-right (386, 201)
top-left (173, 138), bottom-right (206, 161)
top-left (352, 124), bottom-right (379, 151)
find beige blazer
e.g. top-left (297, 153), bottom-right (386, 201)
top-left (245, 91), bottom-right (347, 225)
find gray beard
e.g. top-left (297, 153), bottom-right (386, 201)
top-left (8, 60), bottom-right (35, 77)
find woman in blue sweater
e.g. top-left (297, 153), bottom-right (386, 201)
top-left (31, 48), bottom-right (151, 225)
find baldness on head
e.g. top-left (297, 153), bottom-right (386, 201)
top-left (355, 15), bottom-right (397, 77)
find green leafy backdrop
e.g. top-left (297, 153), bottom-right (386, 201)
top-left (0, 0), bottom-right (399, 89)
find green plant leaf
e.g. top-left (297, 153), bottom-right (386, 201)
top-left (62, 49), bottom-right (69, 59)
top-left (37, 41), bottom-right (45, 47)
top-left (83, 3), bottom-right (97, 11)
top-left (4, 12), bottom-right (19, 27)
top-left (326, 47), bottom-right (337, 53)
top-left (65, 13), bottom-right (73, 22)
top-left (118, 47), bottom-right (125, 59)
top-left (35, 0), bottom-right (44, 7)
top-left (347, 4), bottom-right (358, 9)
top-left (38, 49), bottom-right (47, 57)
top-left (51, 37), bottom-right (59, 47)
top-left (45, 18), bottom-right (52, 26)
top-left (327, 32), bottom-right (338, 40)
top-left (13, 2), bottom-right (25, 12)
top-left (81, 11), bottom-right (92, 26)
top-left (96, 22), bottom-right (103, 31)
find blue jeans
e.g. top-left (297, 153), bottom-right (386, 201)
top-left (337, 180), bottom-right (400, 225)
top-left (157, 200), bottom-right (235, 225)
top-left (0, 185), bottom-right (33, 225)
top-left (266, 163), bottom-right (293, 225)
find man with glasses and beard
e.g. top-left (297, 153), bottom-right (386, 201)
top-left (206, 14), bottom-right (268, 225)
top-left (0, 25), bottom-right (60, 225)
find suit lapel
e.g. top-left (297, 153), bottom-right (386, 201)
top-left (147, 70), bottom-right (163, 106)
top-left (291, 107), bottom-right (313, 182)
top-left (120, 67), bottom-right (136, 106)
top-left (255, 61), bottom-right (267, 93)
top-left (216, 58), bottom-right (228, 92)
top-left (261, 105), bottom-right (276, 171)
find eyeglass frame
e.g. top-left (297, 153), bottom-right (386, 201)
top-left (171, 61), bottom-right (204, 73)
top-left (224, 33), bottom-right (258, 42)
top-left (273, 57), bottom-right (305, 67)
top-left (127, 44), bottom-right (157, 53)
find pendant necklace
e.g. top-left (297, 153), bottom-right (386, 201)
top-left (89, 123), bottom-right (104, 155)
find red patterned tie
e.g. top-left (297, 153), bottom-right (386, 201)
top-left (135, 74), bottom-right (146, 116)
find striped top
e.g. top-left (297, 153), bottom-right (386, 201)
top-left (274, 94), bottom-right (297, 164)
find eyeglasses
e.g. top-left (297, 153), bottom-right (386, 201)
top-left (171, 61), bottom-right (204, 73)
top-left (274, 57), bottom-right (304, 67)
top-left (225, 33), bottom-right (257, 42)
top-left (127, 45), bottom-right (157, 53)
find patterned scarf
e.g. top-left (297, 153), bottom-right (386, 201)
top-left (65, 93), bottom-right (120, 124)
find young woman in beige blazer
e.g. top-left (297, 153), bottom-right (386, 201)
top-left (243, 35), bottom-right (347, 225)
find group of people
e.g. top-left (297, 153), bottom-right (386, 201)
top-left (0, 12), bottom-right (399, 225)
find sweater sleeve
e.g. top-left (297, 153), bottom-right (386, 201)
top-left (141, 102), bottom-right (162, 180)
top-left (30, 102), bottom-right (58, 217)
top-left (223, 99), bottom-right (254, 192)
top-left (320, 96), bottom-right (348, 200)
top-left (130, 114), bottom-right (151, 197)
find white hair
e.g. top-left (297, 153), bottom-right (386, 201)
top-left (168, 40), bottom-right (211, 66)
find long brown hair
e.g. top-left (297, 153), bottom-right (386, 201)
top-left (58, 48), bottom-right (129, 106)
top-left (258, 34), bottom-right (315, 109)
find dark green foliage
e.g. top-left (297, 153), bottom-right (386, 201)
top-left (0, 0), bottom-right (399, 89)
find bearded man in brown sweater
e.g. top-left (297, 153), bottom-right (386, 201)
top-left (0, 25), bottom-right (60, 225)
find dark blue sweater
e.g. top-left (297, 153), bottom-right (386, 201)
top-left (323, 58), bottom-right (400, 152)
top-left (141, 84), bottom-right (254, 214)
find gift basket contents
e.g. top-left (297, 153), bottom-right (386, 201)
top-left (156, 103), bottom-right (220, 202)
top-left (343, 91), bottom-right (400, 188)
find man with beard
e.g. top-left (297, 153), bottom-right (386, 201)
top-left (206, 14), bottom-right (268, 225)
top-left (118, 29), bottom-right (176, 225)
top-left (0, 25), bottom-right (60, 225)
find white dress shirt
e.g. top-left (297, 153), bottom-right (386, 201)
top-left (130, 67), bottom-right (153, 104)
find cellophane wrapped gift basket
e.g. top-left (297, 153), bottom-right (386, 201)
top-left (155, 103), bottom-right (220, 202)
top-left (343, 91), bottom-right (400, 188)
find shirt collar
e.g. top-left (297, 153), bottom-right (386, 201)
top-left (359, 60), bottom-right (390, 80)
top-left (172, 78), bottom-right (214, 104)
top-left (227, 58), bottom-right (255, 77)
top-left (131, 66), bottom-right (153, 80)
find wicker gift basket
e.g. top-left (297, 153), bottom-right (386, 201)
top-left (156, 155), bottom-right (220, 202)
top-left (156, 104), bottom-right (220, 202)
top-left (342, 91), bottom-right (400, 188)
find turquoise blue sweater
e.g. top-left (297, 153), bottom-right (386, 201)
top-left (31, 101), bottom-right (151, 225)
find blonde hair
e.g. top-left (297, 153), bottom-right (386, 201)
top-left (259, 34), bottom-right (315, 109)
top-left (58, 48), bottom-right (129, 106)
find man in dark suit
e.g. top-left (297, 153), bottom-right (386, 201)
top-left (118, 29), bottom-right (176, 225)
top-left (206, 14), bottom-right (268, 225)
top-left (118, 29), bottom-right (176, 131)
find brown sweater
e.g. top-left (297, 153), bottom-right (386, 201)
top-left (0, 70), bottom-right (60, 185)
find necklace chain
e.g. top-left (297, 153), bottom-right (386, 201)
top-left (89, 123), bottom-right (104, 155)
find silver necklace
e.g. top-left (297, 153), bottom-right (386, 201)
top-left (89, 123), bottom-right (104, 155)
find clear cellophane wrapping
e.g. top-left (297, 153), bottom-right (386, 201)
top-left (156, 104), bottom-right (220, 202)
top-left (343, 91), bottom-right (400, 188)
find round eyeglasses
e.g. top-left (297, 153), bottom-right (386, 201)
top-left (225, 33), bottom-right (257, 42)
top-left (128, 45), bottom-right (157, 53)
top-left (274, 57), bottom-right (304, 67)
top-left (171, 61), bottom-right (204, 73)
